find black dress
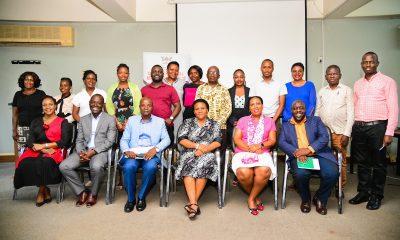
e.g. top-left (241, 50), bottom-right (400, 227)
top-left (14, 117), bottom-right (72, 189)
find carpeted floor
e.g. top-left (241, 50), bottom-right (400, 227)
top-left (0, 161), bottom-right (399, 240)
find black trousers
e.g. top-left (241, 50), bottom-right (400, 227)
top-left (351, 122), bottom-right (387, 199)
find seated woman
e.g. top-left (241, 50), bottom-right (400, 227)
top-left (14, 96), bottom-right (72, 207)
top-left (175, 99), bottom-right (222, 219)
top-left (232, 96), bottom-right (277, 215)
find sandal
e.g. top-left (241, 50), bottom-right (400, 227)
top-left (184, 204), bottom-right (201, 219)
top-left (248, 207), bottom-right (259, 216)
top-left (256, 201), bottom-right (264, 211)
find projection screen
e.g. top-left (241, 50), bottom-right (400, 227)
top-left (177, 0), bottom-right (306, 88)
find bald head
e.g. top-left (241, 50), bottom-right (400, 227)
top-left (140, 97), bottom-right (153, 119)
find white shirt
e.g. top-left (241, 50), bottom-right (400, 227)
top-left (87, 112), bottom-right (102, 149)
top-left (72, 88), bottom-right (107, 117)
top-left (54, 94), bottom-right (75, 123)
top-left (315, 83), bottom-right (354, 136)
top-left (250, 78), bottom-right (287, 117)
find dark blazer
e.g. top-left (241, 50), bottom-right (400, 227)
top-left (278, 116), bottom-right (337, 165)
top-left (227, 86), bottom-right (250, 126)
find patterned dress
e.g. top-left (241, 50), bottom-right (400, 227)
top-left (112, 87), bottom-right (134, 125)
top-left (175, 118), bottom-right (222, 181)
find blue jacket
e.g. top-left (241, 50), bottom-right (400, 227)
top-left (278, 116), bottom-right (337, 165)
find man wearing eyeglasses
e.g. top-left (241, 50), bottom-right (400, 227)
top-left (315, 65), bottom-right (354, 198)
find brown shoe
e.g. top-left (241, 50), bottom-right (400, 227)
top-left (313, 196), bottom-right (327, 215)
top-left (76, 191), bottom-right (89, 207)
top-left (86, 194), bottom-right (97, 207)
top-left (300, 201), bottom-right (311, 213)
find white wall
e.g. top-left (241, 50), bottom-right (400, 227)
top-left (0, 22), bottom-right (176, 155)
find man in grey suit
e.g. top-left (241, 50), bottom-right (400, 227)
top-left (60, 94), bottom-right (116, 207)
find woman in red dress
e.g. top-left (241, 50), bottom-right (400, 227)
top-left (14, 96), bottom-right (72, 207)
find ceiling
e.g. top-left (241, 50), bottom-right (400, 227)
top-left (0, 0), bottom-right (399, 22)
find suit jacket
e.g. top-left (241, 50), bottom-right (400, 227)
top-left (75, 112), bottom-right (117, 154)
top-left (120, 114), bottom-right (170, 159)
top-left (228, 86), bottom-right (250, 126)
top-left (278, 116), bottom-right (337, 165)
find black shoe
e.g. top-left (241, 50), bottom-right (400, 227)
top-left (349, 192), bottom-right (369, 205)
top-left (136, 198), bottom-right (146, 211)
top-left (35, 201), bottom-right (45, 207)
top-left (366, 195), bottom-right (381, 210)
top-left (124, 201), bottom-right (135, 213)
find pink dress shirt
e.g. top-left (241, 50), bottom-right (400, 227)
top-left (353, 72), bottom-right (398, 136)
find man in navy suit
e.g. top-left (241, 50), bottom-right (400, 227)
top-left (279, 100), bottom-right (339, 215)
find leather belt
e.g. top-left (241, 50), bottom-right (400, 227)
top-left (354, 120), bottom-right (387, 126)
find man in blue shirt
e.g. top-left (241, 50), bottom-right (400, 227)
top-left (120, 97), bottom-right (170, 212)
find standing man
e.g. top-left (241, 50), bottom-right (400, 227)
top-left (195, 66), bottom-right (232, 157)
top-left (250, 59), bottom-right (287, 123)
top-left (315, 65), bottom-right (354, 197)
top-left (349, 52), bottom-right (398, 210)
top-left (60, 94), bottom-right (116, 207)
top-left (164, 61), bottom-right (185, 138)
top-left (120, 97), bottom-right (170, 212)
top-left (142, 65), bottom-right (181, 147)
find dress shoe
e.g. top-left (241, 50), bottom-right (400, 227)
top-left (300, 201), bottom-right (311, 213)
top-left (366, 195), bottom-right (381, 210)
top-left (86, 194), bottom-right (97, 207)
top-left (35, 201), bottom-right (45, 207)
top-left (76, 191), bottom-right (89, 207)
top-left (124, 201), bottom-right (135, 213)
top-left (349, 192), bottom-right (369, 205)
top-left (136, 198), bottom-right (146, 211)
top-left (312, 196), bottom-right (327, 215)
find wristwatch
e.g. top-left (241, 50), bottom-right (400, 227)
top-left (155, 147), bottom-right (160, 153)
top-left (169, 116), bottom-right (174, 120)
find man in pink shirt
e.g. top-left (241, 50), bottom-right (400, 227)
top-left (141, 65), bottom-right (181, 147)
top-left (349, 52), bottom-right (398, 210)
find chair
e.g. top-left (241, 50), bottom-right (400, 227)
top-left (164, 125), bottom-right (224, 209)
top-left (281, 126), bottom-right (343, 214)
top-left (222, 128), bottom-right (279, 210)
top-left (109, 148), bottom-right (172, 207)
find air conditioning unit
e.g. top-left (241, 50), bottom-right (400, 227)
top-left (0, 25), bottom-right (74, 47)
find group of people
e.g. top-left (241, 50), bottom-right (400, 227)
top-left (12, 51), bottom-right (398, 219)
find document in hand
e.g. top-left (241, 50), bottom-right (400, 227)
top-left (297, 157), bottom-right (320, 170)
top-left (126, 146), bottom-right (154, 159)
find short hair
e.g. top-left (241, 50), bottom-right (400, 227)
top-left (291, 62), bottom-right (305, 71)
top-left (117, 63), bottom-right (129, 72)
top-left (167, 61), bottom-right (179, 69)
top-left (249, 96), bottom-right (263, 105)
top-left (82, 70), bottom-right (97, 81)
top-left (362, 51), bottom-right (379, 62)
top-left (261, 59), bottom-right (274, 67)
top-left (291, 100), bottom-right (305, 109)
top-left (60, 77), bottom-right (72, 86)
top-left (192, 98), bottom-right (209, 111)
top-left (152, 64), bottom-right (163, 70)
top-left (187, 65), bottom-right (203, 79)
top-left (325, 65), bottom-right (341, 74)
top-left (233, 69), bottom-right (245, 76)
top-left (90, 93), bottom-right (104, 103)
top-left (18, 71), bottom-right (41, 89)
top-left (43, 95), bottom-right (57, 105)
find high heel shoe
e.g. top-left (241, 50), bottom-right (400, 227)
top-left (44, 187), bottom-right (52, 204)
top-left (248, 207), bottom-right (259, 216)
top-left (256, 202), bottom-right (264, 211)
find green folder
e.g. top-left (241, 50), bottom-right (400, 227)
top-left (297, 157), bottom-right (320, 170)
